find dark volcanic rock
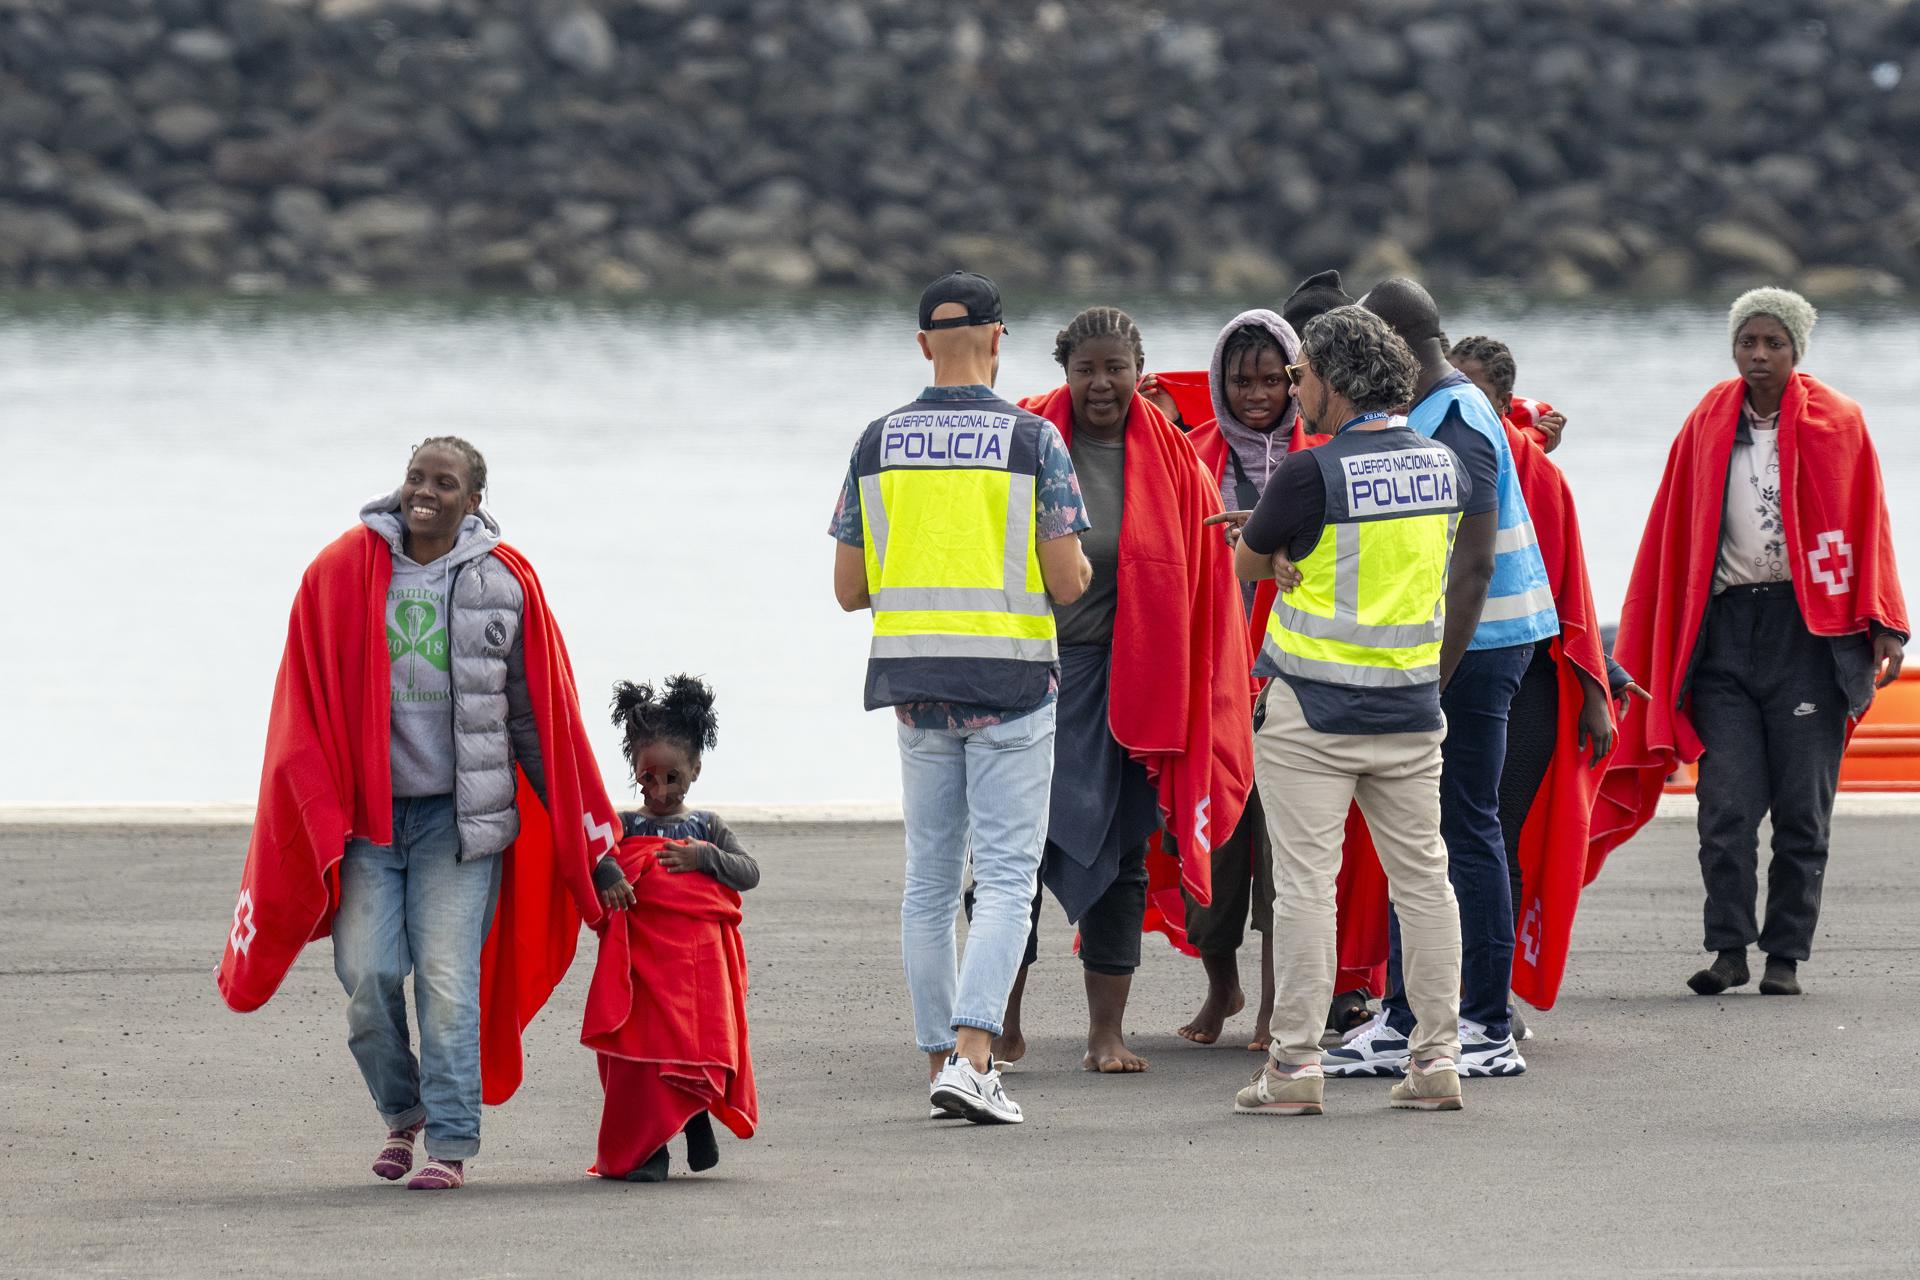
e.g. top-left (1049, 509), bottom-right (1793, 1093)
top-left (0, 0), bottom-right (1911, 295)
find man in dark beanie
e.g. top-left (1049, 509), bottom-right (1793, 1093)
top-left (1282, 270), bottom-right (1354, 336)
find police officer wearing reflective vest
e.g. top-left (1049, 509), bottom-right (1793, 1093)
top-left (1225, 305), bottom-right (1470, 1116)
top-left (830, 271), bottom-right (1091, 1126)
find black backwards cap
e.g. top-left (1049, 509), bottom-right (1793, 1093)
top-left (918, 270), bottom-right (1006, 332)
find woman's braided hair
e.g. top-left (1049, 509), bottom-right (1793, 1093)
top-left (1053, 306), bottom-right (1145, 370)
top-left (1220, 323), bottom-right (1285, 379)
top-left (610, 674), bottom-right (719, 774)
top-left (412, 435), bottom-right (488, 495)
top-left (1446, 335), bottom-right (1517, 405)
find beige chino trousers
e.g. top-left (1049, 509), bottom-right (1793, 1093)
top-left (1255, 680), bottom-right (1463, 1067)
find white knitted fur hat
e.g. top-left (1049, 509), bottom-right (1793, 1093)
top-left (1728, 286), bottom-right (1816, 360)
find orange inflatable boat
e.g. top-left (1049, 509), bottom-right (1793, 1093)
top-left (1665, 666), bottom-right (1920, 793)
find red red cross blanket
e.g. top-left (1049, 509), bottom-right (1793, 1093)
top-left (216, 526), bottom-right (616, 1106)
top-left (1589, 373), bottom-right (1907, 875)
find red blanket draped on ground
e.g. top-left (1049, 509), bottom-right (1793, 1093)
top-left (1020, 387), bottom-right (1254, 911)
top-left (1502, 424), bottom-right (1613, 1007)
top-left (1589, 374), bottom-right (1908, 876)
top-left (583, 835), bottom-right (756, 1178)
top-left (216, 526), bottom-right (616, 1105)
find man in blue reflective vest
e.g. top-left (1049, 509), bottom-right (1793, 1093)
top-left (1325, 279), bottom-right (1559, 1080)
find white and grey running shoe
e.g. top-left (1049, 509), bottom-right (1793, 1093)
top-left (929, 1053), bottom-right (1024, 1125)
top-left (1457, 1018), bottom-right (1527, 1077)
top-left (1320, 1011), bottom-right (1411, 1078)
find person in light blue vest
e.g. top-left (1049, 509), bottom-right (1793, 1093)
top-left (1325, 278), bottom-right (1558, 1081)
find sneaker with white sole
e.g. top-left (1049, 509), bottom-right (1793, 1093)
top-left (929, 1053), bottom-right (1023, 1125)
top-left (1457, 1018), bottom-right (1527, 1077)
top-left (1233, 1059), bottom-right (1324, 1116)
top-left (1389, 1057), bottom-right (1463, 1111)
top-left (1320, 1011), bottom-right (1410, 1078)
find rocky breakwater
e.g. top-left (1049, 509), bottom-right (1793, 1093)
top-left (2, 0), bottom-right (1918, 297)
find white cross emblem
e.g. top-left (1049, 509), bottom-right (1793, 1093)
top-left (1807, 530), bottom-right (1854, 597)
top-left (583, 811), bottom-right (617, 858)
top-left (1518, 897), bottom-right (1543, 966)
top-left (1190, 797), bottom-right (1212, 853)
top-left (229, 890), bottom-right (257, 956)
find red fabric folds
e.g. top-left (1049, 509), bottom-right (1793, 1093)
top-left (1590, 374), bottom-right (1908, 874)
top-left (216, 526), bottom-right (616, 1106)
top-left (584, 835), bottom-right (757, 1179)
top-left (1021, 386), bottom-right (1254, 911)
top-left (1502, 423), bottom-right (1612, 1008)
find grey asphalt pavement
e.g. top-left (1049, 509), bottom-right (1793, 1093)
top-left (2, 817), bottom-right (1916, 1278)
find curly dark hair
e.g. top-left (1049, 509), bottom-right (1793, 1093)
top-left (1300, 306), bottom-right (1418, 413)
top-left (411, 436), bottom-right (487, 495)
top-left (1053, 306), bottom-right (1144, 370)
top-left (610, 674), bottom-right (718, 773)
top-left (1447, 335), bottom-right (1517, 406)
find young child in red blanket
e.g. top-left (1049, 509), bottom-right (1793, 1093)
top-left (585, 675), bottom-right (759, 1182)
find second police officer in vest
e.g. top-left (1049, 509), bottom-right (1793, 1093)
top-left (1227, 305), bottom-right (1471, 1116)
top-left (830, 272), bottom-right (1092, 1125)
top-left (1320, 279), bottom-right (1560, 1077)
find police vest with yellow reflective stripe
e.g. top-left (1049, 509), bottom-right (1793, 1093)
top-left (856, 392), bottom-right (1058, 711)
top-left (1255, 418), bottom-right (1469, 735)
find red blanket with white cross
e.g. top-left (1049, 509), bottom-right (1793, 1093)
top-left (215, 526), bottom-right (618, 1105)
top-left (1587, 373), bottom-right (1907, 876)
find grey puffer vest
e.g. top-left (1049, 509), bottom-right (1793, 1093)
top-left (361, 493), bottom-right (547, 861)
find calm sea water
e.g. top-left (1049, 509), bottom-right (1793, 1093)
top-left (4, 293), bottom-right (1916, 807)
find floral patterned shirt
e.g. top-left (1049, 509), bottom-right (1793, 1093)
top-left (1714, 400), bottom-right (1788, 592)
top-left (830, 384), bottom-right (1089, 728)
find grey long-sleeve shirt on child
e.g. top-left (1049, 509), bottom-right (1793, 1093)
top-left (591, 811), bottom-right (761, 893)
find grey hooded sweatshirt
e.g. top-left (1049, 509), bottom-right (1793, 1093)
top-left (1207, 308), bottom-right (1304, 516)
top-left (360, 490), bottom-right (545, 860)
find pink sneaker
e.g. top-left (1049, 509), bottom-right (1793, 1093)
top-left (406, 1158), bottom-right (465, 1190)
top-left (371, 1123), bottom-right (423, 1181)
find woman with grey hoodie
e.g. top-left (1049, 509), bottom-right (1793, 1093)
top-left (1169, 309), bottom-right (1302, 1049)
top-left (336, 436), bottom-right (631, 1191)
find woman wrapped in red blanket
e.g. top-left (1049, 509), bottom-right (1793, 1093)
top-left (588, 676), bottom-right (759, 1181)
top-left (990, 306), bottom-right (1253, 1075)
top-left (216, 437), bottom-right (618, 1192)
top-left (1449, 337), bottom-right (1645, 1014)
top-left (1591, 288), bottom-right (1906, 998)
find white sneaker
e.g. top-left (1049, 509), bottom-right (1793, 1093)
top-left (929, 1080), bottom-right (958, 1119)
top-left (1457, 1018), bottom-right (1527, 1077)
top-left (1320, 1011), bottom-right (1411, 1078)
top-left (929, 1053), bottom-right (1024, 1125)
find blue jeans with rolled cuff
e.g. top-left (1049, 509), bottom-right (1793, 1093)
top-left (332, 793), bottom-right (502, 1162)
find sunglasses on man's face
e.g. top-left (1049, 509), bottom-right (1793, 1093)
top-left (1285, 362), bottom-right (1309, 387)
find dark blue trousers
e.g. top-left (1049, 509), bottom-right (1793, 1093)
top-left (1385, 642), bottom-right (1533, 1041)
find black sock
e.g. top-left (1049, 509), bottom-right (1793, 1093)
top-left (684, 1111), bottom-right (718, 1172)
top-left (625, 1146), bottom-right (670, 1183)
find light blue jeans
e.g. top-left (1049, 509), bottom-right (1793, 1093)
top-left (897, 703), bottom-right (1056, 1053)
top-left (332, 794), bottom-right (502, 1161)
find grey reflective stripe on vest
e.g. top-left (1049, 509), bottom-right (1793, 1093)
top-left (859, 473), bottom-right (889, 563)
top-left (1493, 521), bottom-right (1538, 555)
top-left (1280, 517), bottom-right (1449, 650)
top-left (869, 586), bottom-right (1053, 616)
top-left (1262, 634), bottom-right (1440, 687)
top-left (872, 634), bottom-right (1059, 661)
top-left (1272, 599), bottom-right (1441, 648)
top-left (1477, 581), bottom-right (1556, 622)
top-left (864, 471), bottom-right (1052, 660)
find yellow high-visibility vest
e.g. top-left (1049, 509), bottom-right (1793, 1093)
top-left (855, 395), bottom-right (1058, 710)
top-left (1257, 424), bottom-right (1465, 694)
